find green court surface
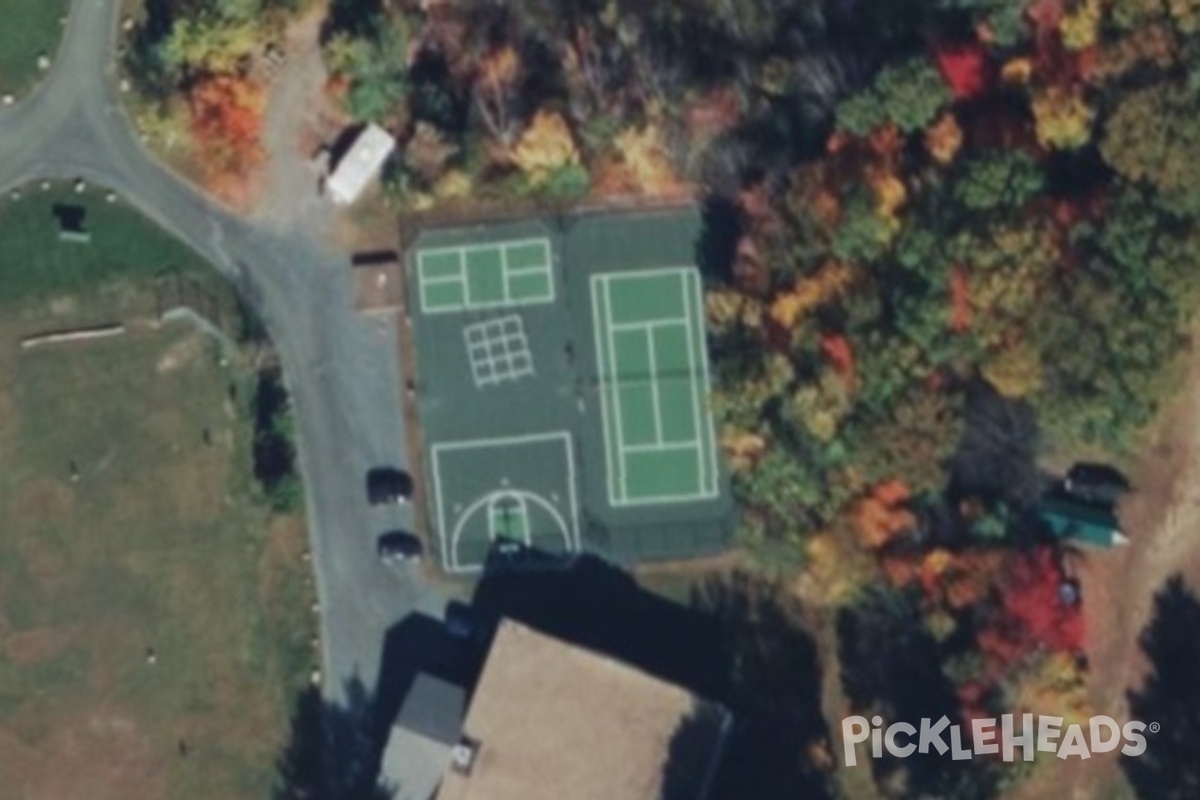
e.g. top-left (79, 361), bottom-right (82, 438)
top-left (591, 269), bottom-right (718, 506)
top-left (431, 433), bottom-right (580, 571)
top-left (408, 211), bottom-right (734, 573)
top-left (418, 239), bottom-right (553, 314)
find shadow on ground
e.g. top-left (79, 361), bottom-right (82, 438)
top-left (1122, 575), bottom-right (1200, 800)
top-left (271, 550), bottom-right (836, 799)
top-left (271, 613), bottom-right (471, 800)
top-left (471, 552), bottom-right (835, 800)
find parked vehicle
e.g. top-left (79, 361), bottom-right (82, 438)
top-left (366, 467), bottom-right (413, 505)
top-left (1063, 462), bottom-right (1130, 506)
top-left (377, 530), bottom-right (423, 564)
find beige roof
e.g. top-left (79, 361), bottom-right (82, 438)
top-left (354, 259), bottom-right (404, 314)
top-left (436, 619), bottom-right (728, 800)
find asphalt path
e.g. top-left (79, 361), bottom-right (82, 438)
top-left (0, 0), bottom-right (443, 703)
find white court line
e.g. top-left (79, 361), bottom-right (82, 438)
top-left (623, 441), bottom-right (698, 454)
top-left (419, 237), bottom-right (550, 261)
top-left (646, 326), bottom-right (664, 444)
top-left (680, 269), bottom-right (706, 495)
top-left (601, 274), bottom-right (630, 504)
top-left (419, 274), bottom-right (467, 286)
top-left (433, 432), bottom-right (581, 573)
top-left (418, 237), bottom-right (555, 315)
top-left (499, 241), bottom-right (512, 303)
top-left (607, 317), bottom-right (690, 334)
top-left (590, 274), bottom-right (619, 510)
top-left (684, 269), bottom-right (719, 498)
top-left (595, 267), bottom-right (720, 507)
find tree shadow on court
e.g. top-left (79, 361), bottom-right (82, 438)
top-left (272, 612), bottom-right (474, 800)
top-left (1123, 575), bottom-right (1200, 800)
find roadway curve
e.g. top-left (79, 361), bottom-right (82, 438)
top-left (0, 0), bottom-right (441, 702)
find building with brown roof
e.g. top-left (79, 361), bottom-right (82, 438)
top-left (434, 619), bottom-right (730, 800)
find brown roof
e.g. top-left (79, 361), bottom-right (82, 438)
top-left (435, 619), bottom-right (728, 800)
top-left (354, 259), bottom-right (405, 314)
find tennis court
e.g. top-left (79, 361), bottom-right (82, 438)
top-left (591, 269), bottom-right (719, 506)
top-left (408, 210), bottom-right (734, 571)
top-left (417, 238), bottom-right (554, 314)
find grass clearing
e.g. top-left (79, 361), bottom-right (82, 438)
top-left (0, 183), bottom-right (312, 799)
top-left (0, 0), bottom-right (70, 98)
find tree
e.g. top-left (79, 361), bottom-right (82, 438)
top-left (162, 12), bottom-right (261, 79)
top-left (324, 15), bottom-right (411, 123)
top-left (842, 385), bottom-right (964, 496)
top-left (1031, 85), bottom-right (1095, 150)
top-left (1101, 81), bottom-right (1200, 212)
top-left (473, 45), bottom-right (525, 147)
top-left (511, 110), bottom-right (581, 184)
top-left (954, 150), bottom-right (1044, 212)
top-left (835, 55), bottom-right (953, 136)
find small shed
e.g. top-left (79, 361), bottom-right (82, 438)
top-left (1040, 495), bottom-right (1127, 548)
top-left (353, 255), bottom-right (405, 315)
top-left (326, 124), bottom-right (396, 205)
top-left (380, 673), bottom-right (467, 800)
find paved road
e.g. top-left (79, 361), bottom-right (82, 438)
top-left (0, 0), bottom-right (443, 703)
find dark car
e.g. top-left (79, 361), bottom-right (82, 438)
top-left (377, 530), bottom-right (423, 564)
top-left (1063, 462), bottom-right (1130, 506)
top-left (366, 467), bottom-right (413, 505)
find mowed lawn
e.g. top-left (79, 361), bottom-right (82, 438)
top-left (0, 184), bottom-right (311, 799)
top-left (0, 0), bottom-right (70, 97)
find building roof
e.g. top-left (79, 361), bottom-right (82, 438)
top-left (381, 673), bottom-right (468, 800)
top-left (435, 619), bottom-right (729, 800)
top-left (327, 123), bottom-right (396, 205)
top-left (354, 258), bottom-right (405, 314)
top-left (1040, 495), bottom-right (1126, 548)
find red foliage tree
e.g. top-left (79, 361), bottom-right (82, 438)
top-left (821, 333), bottom-right (856, 382)
top-left (979, 547), bottom-right (1085, 669)
top-left (932, 41), bottom-right (990, 101)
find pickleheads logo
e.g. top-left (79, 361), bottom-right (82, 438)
top-left (842, 714), bottom-right (1155, 766)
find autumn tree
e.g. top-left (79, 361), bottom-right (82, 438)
top-left (954, 150), bottom-right (1044, 212)
top-left (1100, 81), bottom-right (1200, 213)
top-left (324, 11), bottom-right (412, 123)
top-left (473, 45), bottom-right (525, 148)
top-left (835, 55), bottom-right (953, 136)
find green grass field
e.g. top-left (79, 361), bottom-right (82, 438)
top-left (0, 183), bottom-right (312, 798)
top-left (0, 0), bottom-right (70, 97)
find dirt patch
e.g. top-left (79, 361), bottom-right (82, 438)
top-left (1018, 352), bottom-right (1200, 800)
top-left (255, 1), bottom-right (338, 233)
top-left (3, 626), bottom-right (80, 666)
top-left (47, 296), bottom-right (78, 316)
top-left (11, 479), bottom-right (74, 522)
top-left (155, 332), bottom-right (204, 374)
top-left (0, 387), bottom-right (15, 441)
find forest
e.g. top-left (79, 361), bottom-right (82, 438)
top-left (126, 1), bottom-right (1200, 797)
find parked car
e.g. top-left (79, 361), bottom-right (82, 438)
top-left (377, 530), bottom-right (423, 564)
top-left (366, 467), bottom-right (413, 505)
top-left (1063, 462), bottom-right (1130, 506)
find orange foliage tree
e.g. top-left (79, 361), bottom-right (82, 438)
top-left (188, 74), bottom-right (266, 205)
